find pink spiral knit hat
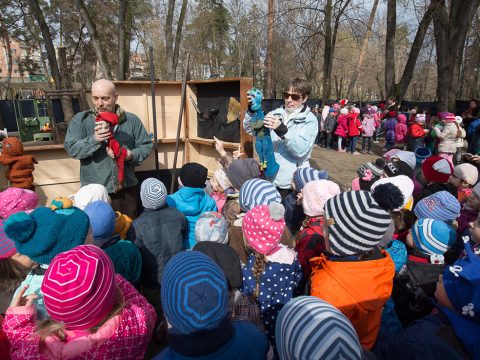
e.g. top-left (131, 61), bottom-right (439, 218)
top-left (302, 180), bottom-right (341, 217)
top-left (41, 245), bottom-right (116, 330)
top-left (0, 187), bottom-right (38, 219)
top-left (242, 203), bottom-right (285, 255)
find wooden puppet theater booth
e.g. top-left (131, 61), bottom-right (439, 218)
top-left (0, 77), bottom-right (253, 205)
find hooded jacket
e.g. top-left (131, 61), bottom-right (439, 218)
top-left (64, 108), bottom-right (153, 194)
top-left (385, 117), bottom-right (398, 142)
top-left (434, 122), bottom-right (458, 154)
top-left (310, 250), bottom-right (395, 349)
top-left (167, 187), bottom-right (217, 249)
top-left (243, 105), bottom-right (318, 189)
top-left (334, 114), bottom-right (349, 138)
top-left (395, 115), bottom-right (408, 144)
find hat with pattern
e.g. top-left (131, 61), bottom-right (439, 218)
top-left (0, 220), bottom-right (16, 259)
top-left (0, 187), bottom-right (38, 219)
top-left (422, 155), bottom-right (453, 183)
top-left (324, 187), bottom-right (402, 256)
top-left (41, 245), bottom-right (116, 330)
top-left (292, 167), bottom-right (328, 192)
top-left (161, 251), bottom-right (228, 334)
top-left (4, 206), bottom-right (90, 264)
top-left (243, 203), bottom-right (286, 255)
top-left (412, 218), bottom-right (456, 255)
top-left (275, 296), bottom-right (362, 360)
top-left (214, 168), bottom-right (230, 190)
top-left (414, 191), bottom-right (460, 222)
top-left (141, 178), bottom-right (167, 209)
top-left (239, 178), bottom-right (281, 212)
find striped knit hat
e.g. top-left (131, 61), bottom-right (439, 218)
top-left (161, 251), bottom-right (228, 334)
top-left (239, 178), bottom-right (281, 212)
top-left (141, 178), bottom-right (167, 209)
top-left (275, 296), bottom-right (362, 360)
top-left (412, 218), bottom-right (456, 255)
top-left (292, 167), bottom-right (328, 192)
top-left (41, 245), bottom-right (116, 330)
top-left (413, 191), bottom-right (460, 222)
top-left (324, 187), bottom-right (402, 256)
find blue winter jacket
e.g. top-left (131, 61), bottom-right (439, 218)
top-left (167, 187), bottom-right (217, 249)
top-left (243, 106), bottom-right (318, 189)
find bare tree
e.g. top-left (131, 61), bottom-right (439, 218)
top-left (75, 0), bottom-right (112, 79)
top-left (0, 15), bottom-right (13, 99)
top-left (117, 0), bottom-right (128, 80)
top-left (265, 0), bottom-right (274, 97)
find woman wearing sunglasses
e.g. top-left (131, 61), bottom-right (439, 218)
top-left (243, 78), bottom-right (318, 202)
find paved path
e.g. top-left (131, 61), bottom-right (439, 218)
top-left (309, 142), bottom-right (386, 190)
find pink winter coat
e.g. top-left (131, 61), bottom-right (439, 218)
top-left (3, 275), bottom-right (156, 360)
top-left (335, 114), bottom-right (349, 138)
top-left (395, 114), bottom-right (408, 144)
top-left (362, 116), bottom-right (376, 137)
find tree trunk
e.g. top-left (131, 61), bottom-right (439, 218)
top-left (433, 0), bottom-right (480, 111)
top-left (57, 46), bottom-right (74, 122)
top-left (172, 0), bottom-right (188, 75)
top-left (75, 0), bottom-right (112, 79)
top-left (384, 0), bottom-right (396, 98)
top-left (321, 0), bottom-right (333, 104)
top-left (165, 0), bottom-right (175, 80)
top-left (26, 0), bottom-right (63, 89)
top-left (117, 0), bottom-right (128, 80)
top-left (346, 0), bottom-right (379, 99)
top-left (0, 18), bottom-right (13, 99)
top-left (265, 0), bottom-right (274, 97)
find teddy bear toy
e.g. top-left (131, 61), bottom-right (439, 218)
top-left (0, 137), bottom-right (37, 190)
top-left (248, 88), bottom-right (279, 178)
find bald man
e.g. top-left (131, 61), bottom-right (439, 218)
top-left (64, 79), bottom-right (152, 218)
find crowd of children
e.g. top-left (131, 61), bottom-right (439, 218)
top-left (1, 99), bottom-right (480, 359)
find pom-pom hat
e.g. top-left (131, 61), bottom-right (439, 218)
top-left (324, 185), bottom-right (402, 256)
top-left (371, 175), bottom-right (414, 211)
top-left (161, 251), bottom-right (228, 334)
top-left (4, 206), bottom-right (90, 264)
top-left (243, 203), bottom-right (286, 255)
top-left (41, 245), bottom-right (116, 330)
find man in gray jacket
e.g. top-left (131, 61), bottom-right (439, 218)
top-left (64, 79), bottom-right (152, 218)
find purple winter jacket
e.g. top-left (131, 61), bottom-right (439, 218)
top-left (385, 117), bottom-right (398, 142)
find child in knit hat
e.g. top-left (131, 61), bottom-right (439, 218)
top-left (449, 163), bottom-right (478, 202)
top-left (276, 297), bottom-right (364, 360)
top-left (392, 218), bottom-right (457, 326)
top-left (209, 168), bottom-right (234, 213)
top-left (242, 203), bottom-right (302, 346)
top-left (351, 158), bottom-right (385, 191)
top-left (406, 114), bottom-right (427, 151)
top-left (334, 108), bottom-right (349, 152)
top-left (375, 239), bottom-right (480, 359)
top-left (286, 166), bottom-right (328, 234)
top-left (434, 113), bottom-right (459, 165)
top-left (84, 200), bottom-right (142, 283)
top-left (414, 191), bottom-right (461, 224)
top-left (167, 163), bottom-right (217, 249)
top-left (415, 155), bottom-right (456, 203)
top-left (155, 251), bottom-right (269, 359)
top-left (4, 203), bottom-right (92, 320)
top-left (132, 178), bottom-right (186, 319)
top-left (193, 241), bottom-right (264, 331)
top-left (310, 184), bottom-right (403, 349)
top-left (0, 187), bottom-right (38, 220)
top-left (71, 183), bottom-right (133, 239)
top-left (295, 179), bottom-right (340, 292)
top-left (3, 245), bottom-right (157, 359)
top-left (228, 178), bottom-right (294, 264)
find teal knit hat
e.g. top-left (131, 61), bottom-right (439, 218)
top-left (4, 207), bottom-right (90, 264)
top-left (104, 240), bottom-right (142, 283)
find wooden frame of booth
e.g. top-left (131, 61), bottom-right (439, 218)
top-left (0, 77), bottom-right (253, 205)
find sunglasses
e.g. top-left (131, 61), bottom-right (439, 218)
top-left (283, 92), bottom-right (302, 101)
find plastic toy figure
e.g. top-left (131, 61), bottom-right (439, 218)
top-left (247, 88), bottom-right (279, 178)
top-left (0, 137), bottom-right (37, 190)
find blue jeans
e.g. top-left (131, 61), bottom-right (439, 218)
top-left (348, 136), bottom-right (358, 153)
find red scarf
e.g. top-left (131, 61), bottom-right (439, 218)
top-left (96, 112), bottom-right (127, 190)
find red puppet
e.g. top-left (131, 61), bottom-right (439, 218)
top-left (95, 112), bottom-right (127, 191)
top-left (0, 137), bottom-right (37, 190)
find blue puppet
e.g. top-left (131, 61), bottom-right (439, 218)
top-left (247, 88), bottom-right (279, 178)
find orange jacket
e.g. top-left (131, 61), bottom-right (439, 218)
top-left (309, 250), bottom-right (395, 349)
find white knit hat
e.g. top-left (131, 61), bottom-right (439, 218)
top-left (371, 175), bottom-right (414, 211)
top-left (302, 180), bottom-right (341, 217)
top-left (70, 184), bottom-right (111, 210)
top-left (453, 163), bottom-right (478, 186)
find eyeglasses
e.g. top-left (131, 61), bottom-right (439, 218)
top-left (283, 92), bottom-right (302, 101)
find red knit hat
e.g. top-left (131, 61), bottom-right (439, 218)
top-left (422, 155), bottom-right (453, 183)
top-left (242, 203), bottom-right (285, 255)
top-left (41, 245), bottom-right (116, 330)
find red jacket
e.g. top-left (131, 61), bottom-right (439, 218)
top-left (294, 216), bottom-right (326, 282)
top-left (408, 123), bottom-right (425, 138)
top-left (334, 114), bottom-right (349, 138)
top-left (347, 114), bottom-right (362, 137)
